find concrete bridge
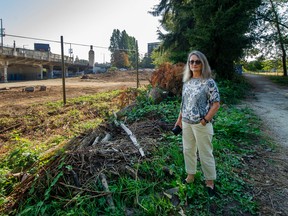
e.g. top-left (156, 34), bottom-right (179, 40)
top-left (0, 46), bottom-right (89, 83)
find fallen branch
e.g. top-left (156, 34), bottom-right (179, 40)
top-left (59, 182), bottom-right (111, 195)
top-left (101, 133), bottom-right (112, 143)
top-left (99, 173), bottom-right (115, 210)
top-left (70, 170), bottom-right (81, 187)
top-left (0, 123), bottom-right (22, 134)
top-left (125, 165), bottom-right (138, 179)
top-left (114, 113), bottom-right (145, 157)
top-left (92, 136), bottom-right (100, 146)
top-left (78, 130), bottom-right (98, 149)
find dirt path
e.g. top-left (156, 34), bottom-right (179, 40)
top-left (242, 73), bottom-right (288, 215)
top-left (243, 73), bottom-right (288, 147)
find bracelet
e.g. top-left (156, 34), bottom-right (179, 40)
top-left (203, 117), bottom-right (209, 123)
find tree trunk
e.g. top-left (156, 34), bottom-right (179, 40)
top-left (269, 0), bottom-right (287, 76)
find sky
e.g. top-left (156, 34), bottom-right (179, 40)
top-left (0, 0), bottom-right (161, 63)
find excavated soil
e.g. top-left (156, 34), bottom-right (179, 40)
top-left (0, 70), bottom-right (152, 108)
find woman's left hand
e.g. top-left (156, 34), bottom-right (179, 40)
top-left (200, 119), bottom-right (207, 126)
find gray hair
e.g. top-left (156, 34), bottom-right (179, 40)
top-left (183, 50), bottom-right (212, 82)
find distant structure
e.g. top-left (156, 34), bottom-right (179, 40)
top-left (88, 45), bottom-right (95, 67)
top-left (34, 43), bottom-right (50, 52)
top-left (147, 42), bottom-right (160, 57)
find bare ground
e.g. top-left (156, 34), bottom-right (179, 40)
top-left (0, 70), bottom-right (152, 107)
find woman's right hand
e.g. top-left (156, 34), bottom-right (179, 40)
top-left (175, 115), bottom-right (182, 128)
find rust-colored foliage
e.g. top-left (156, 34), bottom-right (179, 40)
top-left (115, 87), bottom-right (139, 108)
top-left (151, 62), bottom-right (185, 96)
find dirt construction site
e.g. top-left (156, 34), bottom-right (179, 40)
top-left (0, 70), bottom-right (152, 108)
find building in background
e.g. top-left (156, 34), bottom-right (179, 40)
top-left (147, 42), bottom-right (160, 57)
top-left (34, 43), bottom-right (50, 52)
top-left (140, 42), bottom-right (160, 69)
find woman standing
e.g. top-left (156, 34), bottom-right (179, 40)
top-left (174, 50), bottom-right (220, 196)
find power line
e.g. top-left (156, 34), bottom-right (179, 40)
top-left (5, 33), bottom-right (60, 44)
top-left (5, 33), bottom-right (141, 52)
top-left (5, 33), bottom-right (109, 50)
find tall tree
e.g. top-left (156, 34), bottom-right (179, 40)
top-left (150, 0), bottom-right (261, 80)
top-left (109, 29), bottom-right (138, 68)
top-left (150, 0), bottom-right (194, 63)
top-left (253, 0), bottom-right (288, 76)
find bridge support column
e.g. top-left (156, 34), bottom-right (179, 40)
top-left (34, 64), bottom-right (43, 80)
top-left (3, 64), bottom-right (8, 83)
top-left (1, 60), bottom-right (9, 83)
top-left (40, 65), bottom-right (43, 79)
top-left (65, 68), bottom-right (68, 77)
top-left (49, 65), bottom-right (54, 79)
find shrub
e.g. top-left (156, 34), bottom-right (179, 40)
top-left (150, 62), bottom-right (184, 96)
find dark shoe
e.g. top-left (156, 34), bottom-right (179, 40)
top-left (182, 179), bottom-right (188, 184)
top-left (207, 185), bottom-right (217, 197)
top-left (182, 179), bottom-right (194, 184)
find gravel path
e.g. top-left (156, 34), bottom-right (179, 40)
top-left (242, 73), bottom-right (288, 215)
top-left (243, 73), bottom-right (288, 147)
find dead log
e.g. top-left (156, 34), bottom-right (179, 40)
top-left (0, 87), bottom-right (10, 90)
top-left (40, 85), bottom-right (47, 91)
top-left (99, 173), bottom-right (115, 210)
top-left (22, 86), bottom-right (35, 92)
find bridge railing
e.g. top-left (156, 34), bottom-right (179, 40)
top-left (0, 46), bottom-right (76, 64)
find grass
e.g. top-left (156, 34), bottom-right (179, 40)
top-left (267, 75), bottom-right (288, 86)
top-left (0, 75), bottom-right (275, 215)
top-left (245, 71), bottom-right (288, 87)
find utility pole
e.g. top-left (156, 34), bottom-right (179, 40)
top-left (61, 36), bottom-right (66, 105)
top-left (69, 43), bottom-right (72, 59)
top-left (0, 18), bottom-right (4, 52)
top-left (136, 40), bottom-right (139, 88)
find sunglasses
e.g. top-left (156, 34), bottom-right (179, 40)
top-left (189, 60), bottom-right (202, 65)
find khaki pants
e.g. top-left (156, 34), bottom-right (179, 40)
top-left (182, 121), bottom-right (216, 180)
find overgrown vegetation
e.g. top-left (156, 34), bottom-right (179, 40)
top-left (0, 77), bottom-right (274, 215)
top-left (0, 89), bottom-right (139, 210)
